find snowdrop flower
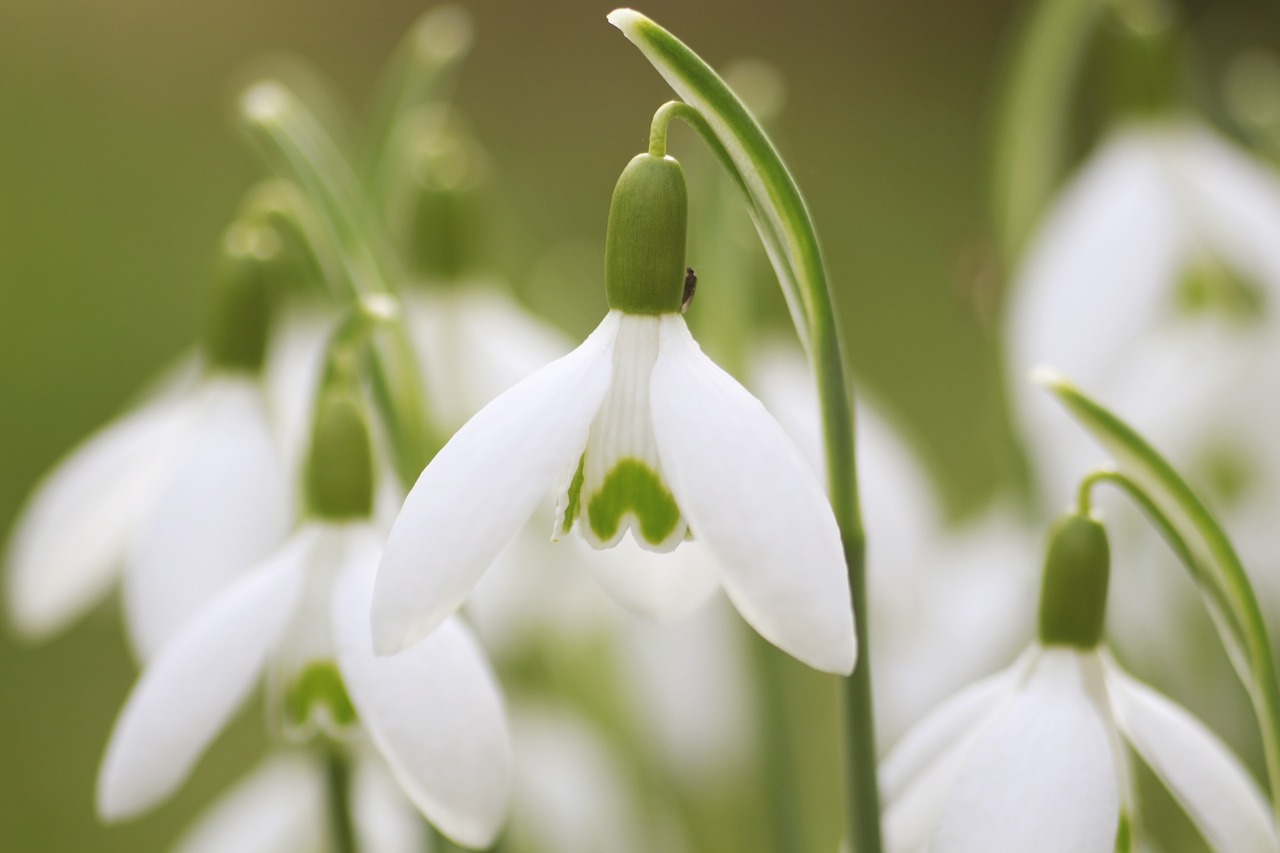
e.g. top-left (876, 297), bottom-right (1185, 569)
top-left (374, 151), bottom-right (855, 674)
top-left (5, 224), bottom-right (294, 659)
top-left (1008, 119), bottom-right (1280, 507)
top-left (97, 373), bottom-right (511, 849)
top-left (170, 750), bottom-right (426, 853)
top-left (881, 512), bottom-right (1278, 852)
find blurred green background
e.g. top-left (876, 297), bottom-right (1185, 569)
top-left (1, 0), bottom-right (1273, 850)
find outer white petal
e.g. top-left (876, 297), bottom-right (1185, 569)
top-left (334, 535), bottom-right (511, 848)
top-left (880, 656), bottom-right (1025, 800)
top-left (1173, 124), bottom-right (1280, 294)
top-left (932, 648), bottom-right (1119, 853)
top-left (169, 754), bottom-right (325, 853)
top-left (97, 530), bottom-right (313, 820)
top-left (124, 376), bottom-right (294, 660)
top-left (373, 312), bottom-right (620, 654)
top-left (580, 535), bottom-right (720, 621)
top-left (351, 750), bottom-right (430, 853)
top-left (649, 315), bottom-right (854, 674)
top-left (1104, 655), bottom-right (1280, 852)
top-left (4, 395), bottom-right (194, 640)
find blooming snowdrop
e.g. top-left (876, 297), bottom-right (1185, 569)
top-left (97, 362), bottom-right (511, 848)
top-left (374, 150), bottom-right (855, 674)
top-left (5, 224), bottom-right (294, 660)
top-left (880, 512), bottom-right (1278, 852)
top-left (1008, 119), bottom-right (1280, 508)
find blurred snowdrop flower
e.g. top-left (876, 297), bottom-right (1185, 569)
top-left (404, 283), bottom-right (572, 436)
top-left (5, 224), bottom-right (294, 659)
top-left (171, 749), bottom-right (426, 853)
top-left (97, 519), bottom-right (510, 848)
top-left (98, 366), bottom-right (510, 848)
top-left (881, 513), bottom-right (1278, 853)
top-left (1008, 120), bottom-right (1280, 505)
top-left (374, 152), bottom-right (854, 674)
top-left (506, 704), bottom-right (690, 853)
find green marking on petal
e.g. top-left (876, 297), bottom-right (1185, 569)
top-left (1115, 811), bottom-right (1132, 853)
top-left (587, 457), bottom-right (681, 546)
top-left (284, 661), bottom-right (358, 730)
top-left (560, 454), bottom-right (586, 536)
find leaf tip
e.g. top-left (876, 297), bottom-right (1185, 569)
top-left (1029, 363), bottom-right (1069, 392)
top-left (606, 8), bottom-right (644, 32)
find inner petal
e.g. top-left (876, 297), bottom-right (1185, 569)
top-left (577, 314), bottom-right (687, 552)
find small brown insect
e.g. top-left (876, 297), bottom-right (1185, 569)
top-left (681, 267), bottom-right (697, 313)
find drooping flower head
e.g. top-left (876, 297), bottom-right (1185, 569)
top-left (881, 510), bottom-right (1279, 852)
top-left (374, 149), bottom-right (856, 675)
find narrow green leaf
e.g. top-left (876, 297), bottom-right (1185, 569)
top-left (1037, 368), bottom-right (1280, 815)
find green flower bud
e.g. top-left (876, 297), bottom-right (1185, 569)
top-left (1038, 511), bottom-right (1111, 648)
top-left (305, 387), bottom-right (375, 520)
top-left (203, 223), bottom-right (277, 373)
top-left (605, 153), bottom-right (688, 315)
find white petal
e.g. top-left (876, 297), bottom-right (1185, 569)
top-left (933, 648), bottom-right (1119, 853)
top-left (649, 315), bottom-right (854, 674)
top-left (580, 535), bottom-right (720, 621)
top-left (169, 754), bottom-right (325, 853)
top-left (334, 537), bottom-right (511, 848)
top-left (1104, 655), bottom-right (1280, 852)
top-left (124, 376), bottom-right (294, 661)
top-left (1174, 124), bottom-right (1280, 294)
top-left (4, 395), bottom-right (194, 640)
top-left (97, 530), bottom-right (312, 820)
top-left (880, 656), bottom-right (1024, 800)
top-left (373, 312), bottom-right (620, 654)
top-left (351, 750), bottom-right (430, 853)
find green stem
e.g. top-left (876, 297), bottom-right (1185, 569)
top-left (648, 101), bottom-right (877, 853)
top-left (1079, 468), bottom-right (1280, 815)
top-left (324, 746), bottom-right (360, 853)
top-left (749, 636), bottom-right (806, 852)
top-left (240, 82), bottom-right (440, 485)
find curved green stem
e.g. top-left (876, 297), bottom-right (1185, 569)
top-left (239, 81), bottom-right (440, 486)
top-left (612, 13), bottom-right (875, 849)
top-left (1044, 375), bottom-right (1280, 819)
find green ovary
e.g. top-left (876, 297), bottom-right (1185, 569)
top-left (586, 457), bottom-right (681, 546)
top-left (284, 661), bottom-right (358, 729)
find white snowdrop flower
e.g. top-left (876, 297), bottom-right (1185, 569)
top-left (99, 374), bottom-right (509, 848)
top-left (97, 519), bottom-right (510, 849)
top-left (881, 513), bottom-right (1279, 853)
top-left (170, 749), bottom-right (425, 853)
top-left (1007, 119), bottom-right (1280, 507)
top-left (374, 151), bottom-right (854, 674)
top-left (7, 226), bottom-right (295, 657)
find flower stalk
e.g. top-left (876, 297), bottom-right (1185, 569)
top-left (609, 12), bottom-right (876, 850)
top-left (1040, 371), bottom-right (1280, 820)
top-left (239, 81), bottom-right (439, 486)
